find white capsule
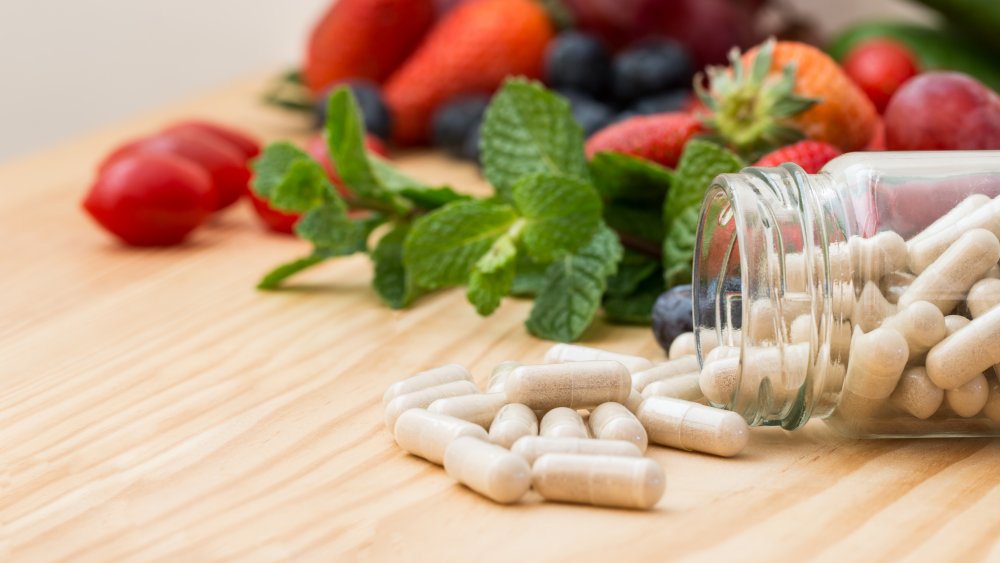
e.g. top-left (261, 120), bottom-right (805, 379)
top-left (944, 314), bottom-right (971, 336)
top-left (880, 271), bottom-right (916, 305)
top-left (900, 228), bottom-right (1000, 314)
top-left (624, 387), bottom-right (643, 413)
top-left (505, 361), bottom-right (631, 411)
top-left (908, 193), bottom-right (991, 248)
top-left (637, 396), bottom-right (750, 457)
top-left (428, 392), bottom-right (508, 428)
top-left (444, 436), bottom-right (531, 504)
top-left (880, 301), bottom-right (947, 363)
top-left (699, 356), bottom-right (740, 405)
top-left (588, 402), bottom-right (648, 452)
top-left (851, 282), bottom-right (897, 333)
top-left (544, 343), bottom-right (653, 374)
top-left (384, 380), bottom-right (479, 432)
top-left (488, 403), bottom-right (538, 448)
top-left (927, 306), bottom-right (1000, 389)
top-left (532, 454), bottom-right (666, 510)
top-left (511, 436), bottom-right (642, 464)
top-left (539, 407), bottom-right (589, 439)
top-left (487, 361), bottom-right (521, 393)
top-left (982, 380), bottom-right (1000, 422)
top-left (908, 194), bottom-right (1000, 274)
top-left (382, 364), bottom-right (472, 407)
top-left (632, 355), bottom-right (700, 391)
top-left (641, 372), bottom-right (703, 402)
top-left (394, 409), bottom-right (489, 465)
top-left (945, 373), bottom-right (989, 418)
top-left (668, 332), bottom-right (697, 359)
top-left (889, 367), bottom-right (943, 420)
top-left (842, 326), bottom-right (909, 400)
top-left (966, 278), bottom-right (1000, 319)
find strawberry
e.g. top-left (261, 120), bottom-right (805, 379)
top-left (842, 40), bottom-right (919, 114)
top-left (699, 39), bottom-right (878, 158)
top-left (383, 0), bottom-right (555, 145)
top-left (584, 112), bottom-right (702, 168)
top-left (753, 140), bottom-right (841, 174)
top-left (303, 0), bottom-right (435, 94)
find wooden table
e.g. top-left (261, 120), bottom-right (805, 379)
top-left (3, 74), bottom-right (1000, 562)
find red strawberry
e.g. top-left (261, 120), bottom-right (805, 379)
top-left (843, 40), bottom-right (919, 113)
top-left (304, 0), bottom-right (435, 94)
top-left (753, 140), bottom-right (841, 173)
top-left (383, 0), bottom-right (555, 145)
top-left (584, 112), bottom-right (702, 168)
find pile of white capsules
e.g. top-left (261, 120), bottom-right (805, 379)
top-left (382, 340), bottom-right (747, 510)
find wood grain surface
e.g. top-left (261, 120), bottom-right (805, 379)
top-left (3, 74), bottom-right (1000, 562)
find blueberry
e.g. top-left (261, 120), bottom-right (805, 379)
top-left (560, 91), bottom-right (616, 137)
top-left (613, 39), bottom-right (695, 105)
top-left (459, 123), bottom-right (482, 163)
top-left (545, 31), bottom-right (613, 99)
top-left (314, 80), bottom-right (392, 140)
top-left (630, 89), bottom-right (691, 115)
top-left (652, 284), bottom-right (694, 353)
top-left (431, 96), bottom-right (490, 157)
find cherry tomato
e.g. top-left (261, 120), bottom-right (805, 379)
top-left (83, 153), bottom-right (215, 246)
top-left (104, 130), bottom-right (249, 211)
top-left (164, 120), bottom-right (261, 160)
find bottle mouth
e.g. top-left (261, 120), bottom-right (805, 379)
top-left (693, 164), bottom-right (834, 429)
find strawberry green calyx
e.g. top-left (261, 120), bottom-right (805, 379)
top-left (697, 39), bottom-right (820, 160)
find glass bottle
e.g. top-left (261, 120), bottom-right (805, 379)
top-left (693, 151), bottom-right (1000, 437)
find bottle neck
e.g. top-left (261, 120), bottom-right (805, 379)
top-left (693, 164), bottom-right (848, 429)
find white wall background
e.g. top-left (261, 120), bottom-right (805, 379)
top-left (0, 0), bottom-right (928, 162)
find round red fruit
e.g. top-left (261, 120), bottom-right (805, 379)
top-left (884, 72), bottom-right (1000, 151)
top-left (247, 191), bottom-right (301, 235)
top-left (104, 130), bottom-right (250, 211)
top-left (83, 153), bottom-right (215, 246)
top-left (843, 39), bottom-right (919, 113)
top-left (164, 120), bottom-right (261, 160)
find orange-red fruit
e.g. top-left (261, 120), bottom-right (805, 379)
top-left (383, 0), bottom-right (555, 145)
top-left (744, 41), bottom-right (878, 153)
top-left (304, 0), bottom-right (435, 94)
top-left (584, 112), bottom-right (702, 168)
top-left (843, 39), bottom-right (919, 113)
top-left (754, 140), bottom-right (841, 174)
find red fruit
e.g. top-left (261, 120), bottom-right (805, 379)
top-left (165, 120), bottom-right (261, 159)
top-left (304, 0), bottom-right (435, 94)
top-left (865, 119), bottom-right (886, 151)
top-left (884, 72), bottom-right (1000, 151)
top-left (83, 153), bottom-right (215, 246)
top-left (753, 140), bottom-right (842, 174)
top-left (383, 0), bottom-right (555, 145)
top-left (584, 112), bottom-right (702, 168)
top-left (843, 40), bottom-right (919, 113)
top-left (105, 130), bottom-right (249, 211)
top-left (248, 134), bottom-right (389, 235)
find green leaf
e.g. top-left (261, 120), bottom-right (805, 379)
top-left (404, 200), bottom-right (520, 290)
top-left (466, 235), bottom-right (518, 316)
top-left (526, 225), bottom-right (623, 342)
top-left (257, 254), bottom-right (327, 290)
top-left (509, 250), bottom-right (547, 297)
top-left (251, 142), bottom-right (334, 212)
top-left (397, 185), bottom-right (472, 210)
top-left (372, 224), bottom-right (416, 309)
top-left (663, 206), bottom-right (702, 287)
top-left (295, 200), bottom-right (356, 251)
top-left (588, 152), bottom-right (673, 203)
top-left (604, 270), bottom-right (664, 325)
top-left (605, 250), bottom-right (660, 296)
top-left (604, 202), bottom-right (666, 244)
top-left (512, 173), bottom-right (602, 262)
top-left (662, 140), bottom-right (745, 226)
top-left (481, 79), bottom-right (590, 201)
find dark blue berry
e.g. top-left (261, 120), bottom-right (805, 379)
top-left (613, 39), bottom-right (694, 105)
top-left (560, 91), bottom-right (615, 137)
top-left (431, 96), bottom-right (490, 157)
top-left (314, 80), bottom-right (392, 140)
top-left (652, 284), bottom-right (694, 352)
top-left (545, 31), bottom-right (613, 99)
top-left (459, 123), bottom-right (482, 163)
top-left (630, 89), bottom-right (691, 115)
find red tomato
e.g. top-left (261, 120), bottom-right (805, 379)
top-left (164, 120), bottom-right (261, 160)
top-left (843, 40), bottom-right (919, 113)
top-left (104, 130), bottom-right (249, 211)
top-left (83, 153), bottom-right (215, 246)
top-left (247, 190), bottom-right (301, 234)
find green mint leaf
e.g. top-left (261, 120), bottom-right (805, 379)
top-left (604, 202), bottom-right (666, 245)
top-left (368, 154), bottom-right (471, 209)
top-left (509, 250), bottom-right (548, 297)
top-left (605, 250), bottom-right (660, 296)
top-left (404, 200), bottom-right (520, 289)
top-left (466, 235), bottom-right (517, 315)
top-left (589, 151), bottom-right (673, 203)
top-left (397, 186), bottom-right (472, 210)
top-left (295, 200), bottom-right (365, 254)
top-left (251, 142), bottom-right (333, 212)
top-left (325, 88), bottom-right (410, 214)
top-left (526, 224), bottom-right (623, 342)
top-left (257, 254), bottom-right (327, 290)
top-left (513, 173), bottom-right (602, 262)
top-left (662, 139), bottom-right (744, 226)
top-left (372, 224), bottom-right (417, 309)
top-left (663, 205), bottom-right (702, 287)
top-left (481, 78), bottom-right (590, 201)
top-left (603, 274), bottom-right (663, 325)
